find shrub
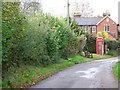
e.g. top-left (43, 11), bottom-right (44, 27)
top-left (113, 61), bottom-right (120, 81)
top-left (97, 30), bottom-right (109, 39)
top-left (2, 9), bottom-right (86, 68)
top-left (2, 2), bottom-right (26, 69)
top-left (19, 14), bottom-right (71, 65)
top-left (107, 50), bottom-right (118, 57)
top-left (14, 13), bottom-right (84, 66)
top-left (62, 20), bottom-right (86, 58)
top-left (105, 39), bottom-right (119, 50)
top-left (84, 34), bottom-right (96, 53)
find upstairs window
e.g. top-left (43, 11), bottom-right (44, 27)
top-left (104, 25), bottom-right (110, 32)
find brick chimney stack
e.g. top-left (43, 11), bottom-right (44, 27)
top-left (103, 10), bottom-right (110, 17)
top-left (73, 11), bottom-right (81, 17)
top-left (73, 2), bottom-right (81, 18)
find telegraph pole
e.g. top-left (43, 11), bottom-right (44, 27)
top-left (67, 0), bottom-right (70, 25)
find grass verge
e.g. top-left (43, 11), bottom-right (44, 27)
top-left (113, 61), bottom-right (120, 82)
top-left (2, 54), bottom-right (112, 88)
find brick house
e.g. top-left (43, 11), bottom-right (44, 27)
top-left (73, 13), bottom-right (118, 39)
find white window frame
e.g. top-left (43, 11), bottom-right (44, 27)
top-left (82, 26), bottom-right (88, 32)
top-left (104, 25), bottom-right (110, 32)
top-left (92, 26), bottom-right (96, 32)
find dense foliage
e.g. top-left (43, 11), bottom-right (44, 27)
top-left (113, 61), bottom-right (120, 82)
top-left (2, 2), bottom-right (26, 68)
top-left (84, 32), bottom-right (119, 55)
top-left (105, 39), bottom-right (119, 56)
top-left (105, 39), bottom-right (119, 50)
top-left (107, 50), bottom-right (118, 57)
top-left (19, 14), bottom-right (76, 66)
top-left (2, 2), bottom-right (86, 88)
top-left (18, 14), bottom-right (86, 66)
top-left (97, 30), bottom-right (109, 39)
top-left (2, 2), bottom-right (86, 69)
top-left (2, 1), bottom-right (118, 88)
top-left (84, 34), bottom-right (96, 53)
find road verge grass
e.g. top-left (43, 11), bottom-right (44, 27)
top-left (2, 54), bottom-right (112, 88)
top-left (113, 61), bottom-right (120, 82)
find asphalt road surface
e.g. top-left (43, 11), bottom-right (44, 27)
top-left (31, 57), bottom-right (119, 88)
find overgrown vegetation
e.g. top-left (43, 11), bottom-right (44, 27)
top-left (2, 2), bottom-right (25, 63)
top-left (84, 33), bottom-right (119, 55)
top-left (105, 39), bottom-right (119, 50)
top-left (2, 2), bottom-right (86, 67)
top-left (2, 2), bottom-right (118, 88)
top-left (105, 39), bottom-right (119, 56)
top-left (2, 54), bottom-right (112, 88)
top-left (2, 2), bottom-right (86, 87)
top-left (113, 61), bottom-right (120, 82)
top-left (84, 34), bottom-right (96, 53)
top-left (107, 50), bottom-right (118, 57)
top-left (97, 30), bottom-right (109, 39)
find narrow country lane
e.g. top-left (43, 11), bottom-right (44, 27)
top-left (30, 57), bottom-right (119, 88)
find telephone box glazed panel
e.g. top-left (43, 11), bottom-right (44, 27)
top-left (96, 37), bottom-right (104, 55)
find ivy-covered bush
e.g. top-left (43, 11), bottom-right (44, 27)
top-left (84, 34), bottom-right (96, 53)
top-left (2, 2), bottom-right (26, 68)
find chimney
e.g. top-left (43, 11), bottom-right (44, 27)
top-left (103, 10), bottom-right (110, 17)
top-left (73, 11), bottom-right (81, 17)
top-left (73, 2), bottom-right (81, 18)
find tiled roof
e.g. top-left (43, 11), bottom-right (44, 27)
top-left (72, 17), bottom-right (103, 26)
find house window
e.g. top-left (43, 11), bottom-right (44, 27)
top-left (82, 26), bottom-right (88, 32)
top-left (104, 25), bottom-right (110, 32)
top-left (92, 26), bottom-right (96, 32)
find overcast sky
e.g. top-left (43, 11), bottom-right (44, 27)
top-left (41, 0), bottom-right (120, 23)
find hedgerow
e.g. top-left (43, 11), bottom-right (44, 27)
top-left (2, 2), bottom-right (86, 68)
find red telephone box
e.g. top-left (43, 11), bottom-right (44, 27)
top-left (96, 37), bottom-right (104, 55)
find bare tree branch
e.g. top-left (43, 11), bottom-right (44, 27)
top-left (20, 0), bottom-right (42, 17)
top-left (74, 2), bottom-right (94, 17)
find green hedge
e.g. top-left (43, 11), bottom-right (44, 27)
top-left (2, 2), bottom-right (24, 62)
top-left (84, 34), bottom-right (96, 53)
top-left (83, 34), bottom-right (120, 55)
top-left (2, 7), bottom-right (86, 68)
top-left (113, 61), bottom-right (120, 82)
top-left (107, 50), bottom-right (118, 57)
top-left (105, 40), bottom-right (119, 50)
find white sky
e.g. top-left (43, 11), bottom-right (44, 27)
top-left (41, 0), bottom-right (120, 23)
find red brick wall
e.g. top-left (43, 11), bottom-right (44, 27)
top-left (97, 16), bottom-right (118, 39)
